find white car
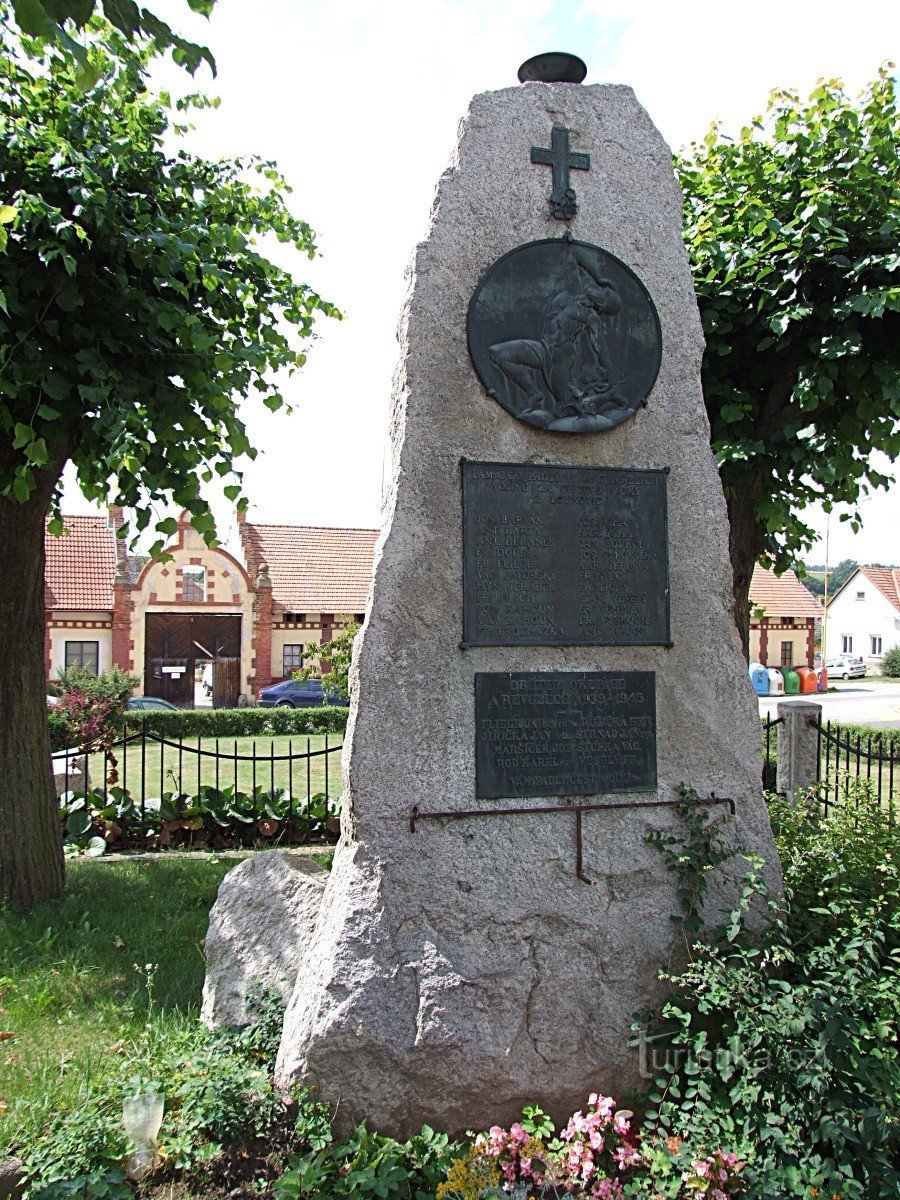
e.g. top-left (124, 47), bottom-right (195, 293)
top-left (825, 655), bottom-right (867, 680)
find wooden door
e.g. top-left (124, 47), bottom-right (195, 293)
top-left (145, 614), bottom-right (194, 704)
top-left (146, 658), bottom-right (192, 704)
top-left (213, 657), bottom-right (240, 708)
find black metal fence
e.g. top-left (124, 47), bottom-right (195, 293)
top-left (54, 726), bottom-right (344, 849)
top-left (813, 719), bottom-right (899, 820)
top-left (761, 713), bottom-right (782, 791)
top-left (761, 712), bottom-right (900, 820)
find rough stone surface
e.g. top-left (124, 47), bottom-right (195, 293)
top-left (202, 851), bottom-right (327, 1027)
top-left (51, 750), bottom-right (90, 797)
top-left (0, 1160), bottom-right (24, 1200)
top-left (276, 82), bottom-right (782, 1137)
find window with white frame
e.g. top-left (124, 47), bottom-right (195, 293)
top-left (65, 641), bottom-right (99, 673)
top-left (182, 566), bottom-right (206, 602)
top-left (283, 644), bottom-right (304, 675)
top-left (842, 635), bottom-right (853, 654)
top-left (856, 590), bottom-right (865, 601)
top-left (871, 636), bottom-right (883, 656)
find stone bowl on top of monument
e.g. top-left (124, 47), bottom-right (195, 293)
top-left (467, 236), bottom-right (662, 433)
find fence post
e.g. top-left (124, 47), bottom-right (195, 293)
top-left (776, 701), bottom-right (822, 797)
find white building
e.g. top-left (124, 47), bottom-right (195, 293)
top-left (825, 567), bottom-right (900, 670)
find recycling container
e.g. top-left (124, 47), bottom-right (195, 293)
top-left (782, 668), bottom-right (800, 694)
top-left (749, 663), bottom-right (769, 696)
top-left (767, 667), bottom-right (785, 696)
top-left (796, 667), bottom-right (818, 694)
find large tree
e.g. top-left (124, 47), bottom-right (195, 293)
top-left (0, 19), bottom-right (338, 909)
top-left (678, 69), bottom-right (900, 652)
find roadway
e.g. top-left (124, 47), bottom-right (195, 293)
top-left (758, 680), bottom-right (900, 728)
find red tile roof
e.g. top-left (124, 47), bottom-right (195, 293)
top-left (749, 564), bottom-right (822, 620)
top-left (45, 516), bottom-right (116, 611)
top-left (241, 523), bottom-right (378, 614)
top-left (857, 567), bottom-right (900, 613)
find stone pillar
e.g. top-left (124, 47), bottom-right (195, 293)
top-left (776, 701), bottom-right (821, 796)
top-left (251, 564), bottom-right (273, 697)
top-left (111, 559), bottom-right (134, 675)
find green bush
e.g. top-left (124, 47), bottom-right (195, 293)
top-left (125, 705), bottom-right (348, 739)
top-left (21, 988), bottom-right (290, 1198)
top-left (882, 645), bottom-right (900, 678)
top-left (49, 666), bottom-right (139, 750)
top-left (274, 1121), bottom-right (456, 1200)
top-left (638, 784), bottom-right (900, 1198)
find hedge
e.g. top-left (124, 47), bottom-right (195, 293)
top-left (761, 716), bottom-right (900, 757)
top-left (817, 721), bottom-right (900, 752)
top-left (123, 705), bottom-right (348, 739)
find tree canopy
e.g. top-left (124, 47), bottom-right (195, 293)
top-left (677, 68), bottom-right (899, 645)
top-left (8, 0), bottom-right (216, 75)
top-left (0, 17), bottom-right (339, 554)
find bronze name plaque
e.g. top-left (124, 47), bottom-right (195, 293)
top-left (462, 461), bottom-right (670, 647)
top-left (474, 671), bottom-right (657, 799)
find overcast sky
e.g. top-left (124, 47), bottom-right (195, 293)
top-left (60, 0), bottom-right (900, 564)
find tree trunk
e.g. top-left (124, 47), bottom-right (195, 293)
top-left (0, 483), bottom-right (65, 910)
top-left (725, 471), bottom-right (765, 661)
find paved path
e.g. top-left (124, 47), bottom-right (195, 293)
top-left (758, 680), bottom-right (900, 728)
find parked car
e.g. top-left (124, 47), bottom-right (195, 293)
top-left (126, 696), bottom-right (180, 712)
top-left (825, 655), bottom-right (867, 680)
top-left (258, 679), bottom-right (348, 708)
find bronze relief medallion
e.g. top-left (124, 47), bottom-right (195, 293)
top-left (467, 238), bottom-right (662, 433)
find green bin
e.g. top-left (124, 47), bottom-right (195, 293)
top-left (782, 668), bottom-right (800, 694)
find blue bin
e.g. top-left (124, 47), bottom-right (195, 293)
top-left (749, 662), bottom-right (769, 695)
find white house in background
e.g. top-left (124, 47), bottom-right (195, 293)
top-left (825, 567), bottom-right (900, 670)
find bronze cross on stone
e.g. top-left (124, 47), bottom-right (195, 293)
top-left (530, 125), bottom-right (590, 220)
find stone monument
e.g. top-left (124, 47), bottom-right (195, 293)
top-left (275, 56), bottom-right (780, 1137)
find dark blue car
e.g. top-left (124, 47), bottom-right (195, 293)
top-left (258, 679), bottom-right (348, 708)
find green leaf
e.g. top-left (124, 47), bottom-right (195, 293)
top-left (11, 0), bottom-right (55, 37)
top-left (0, 206), bottom-right (17, 225)
top-left (25, 437), bottom-right (49, 466)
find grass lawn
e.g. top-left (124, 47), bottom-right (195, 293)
top-left (83, 733), bottom-right (343, 803)
top-left (0, 854), bottom-right (327, 1157)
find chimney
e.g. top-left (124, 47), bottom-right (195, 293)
top-left (108, 505), bottom-right (127, 563)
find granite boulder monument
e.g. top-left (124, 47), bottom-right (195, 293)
top-left (270, 54), bottom-right (781, 1137)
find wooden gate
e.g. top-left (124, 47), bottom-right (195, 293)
top-left (213, 657), bottom-right (240, 708)
top-left (147, 657), bottom-right (192, 704)
top-left (145, 613), bottom-right (242, 708)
